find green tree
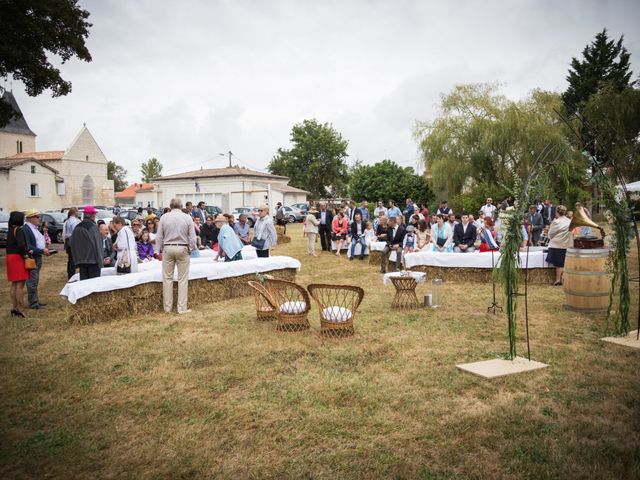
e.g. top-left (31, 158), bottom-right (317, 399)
top-left (107, 161), bottom-right (128, 192)
top-left (140, 158), bottom-right (163, 183)
top-left (582, 85), bottom-right (640, 182)
top-left (348, 159), bottom-right (434, 206)
top-left (562, 29), bottom-right (634, 115)
top-left (414, 83), bottom-right (588, 210)
top-left (0, 0), bottom-right (92, 127)
top-left (268, 119), bottom-right (349, 198)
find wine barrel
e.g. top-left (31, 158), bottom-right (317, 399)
top-left (563, 248), bottom-right (611, 312)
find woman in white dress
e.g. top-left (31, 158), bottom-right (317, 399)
top-left (113, 217), bottom-right (139, 273)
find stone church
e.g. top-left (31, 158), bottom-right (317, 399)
top-left (0, 90), bottom-right (114, 211)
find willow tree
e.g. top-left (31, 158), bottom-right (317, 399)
top-left (414, 83), bottom-right (587, 209)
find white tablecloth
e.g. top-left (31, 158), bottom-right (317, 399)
top-left (403, 249), bottom-right (551, 270)
top-left (68, 245), bottom-right (257, 282)
top-left (61, 256), bottom-right (301, 304)
top-left (383, 271), bottom-right (427, 285)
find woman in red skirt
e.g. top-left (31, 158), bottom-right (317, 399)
top-left (6, 211), bottom-right (29, 317)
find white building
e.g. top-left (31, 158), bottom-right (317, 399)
top-left (0, 90), bottom-right (114, 211)
top-left (144, 166), bottom-right (308, 212)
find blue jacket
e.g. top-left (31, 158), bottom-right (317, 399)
top-left (218, 224), bottom-right (243, 259)
top-left (22, 224), bottom-right (45, 256)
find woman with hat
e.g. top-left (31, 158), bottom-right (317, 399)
top-left (305, 206), bottom-right (320, 256)
top-left (252, 204), bottom-right (277, 258)
top-left (215, 215), bottom-right (243, 261)
top-left (5, 211), bottom-right (29, 317)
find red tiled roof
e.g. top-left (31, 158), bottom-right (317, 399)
top-left (115, 182), bottom-right (154, 198)
top-left (6, 150), bottom-right (65, 161)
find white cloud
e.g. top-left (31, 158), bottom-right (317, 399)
top-left (8, 0), bottom-right (640, 184)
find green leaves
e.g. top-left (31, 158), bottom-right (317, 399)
top-left (268, 119), bottom-right (349, 198)
top-left (107, 161), bottom-right (128, 192)
top-left (0, 0), bottom-right (93, 127)
top-left (348, 159), bottom-right (434, 206)
top-left (415, 84), bottom-right (587, 207)
top-left (140, 158), bottom-right (163, 183)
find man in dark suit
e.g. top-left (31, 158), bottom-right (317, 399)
top-left (526, 205), bottom-right (544, 245)
top-left (542, 199), bottom-right (556, 226)
top-left (317, 202), bottom-right (333, 252)
top-left (453, 213), bottom-right (477, 252)
top-left (380, 216), bottom-right (406, 273)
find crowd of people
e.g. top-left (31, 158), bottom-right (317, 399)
top-left (300, 197), bottom-right (582, 282)
top-left (4, 193), bottom-right (586, 316)
top-left (4, 199), bottom-right (278, 316)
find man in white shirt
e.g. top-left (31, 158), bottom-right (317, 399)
top-left (373, 201), bottom-right (387, 218)
top-left (480, 198), bottom-right (496, 219)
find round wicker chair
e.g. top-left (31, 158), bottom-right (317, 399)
top-left (307, 284), bottom-right (365, 337)
top-left (247, 280), bottom-right (277, 321)
top-left (263, 279), bottom-right (311, 331)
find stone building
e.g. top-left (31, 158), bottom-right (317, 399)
top-left (0, 90), bottom-right (114, 211)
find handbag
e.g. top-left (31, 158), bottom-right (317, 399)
top-left (436, 237), bottom-right (446, 247)
top-left (251, 238), bottom-right (266, 250)
top-left (24, 256), bottom-right (36, 270)
top-left (117, 230), bottom-right (132, 274)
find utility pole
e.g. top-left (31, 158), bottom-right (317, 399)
top-left (219, 151), bottom-right (233, 168)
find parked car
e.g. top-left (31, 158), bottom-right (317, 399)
top-left (0, 211), bottom-right (9, 247)
top-left (281, 206), bottom-right (305, 223)
top-left (119, 210), bottom-right (141, 223)
top-left (231, 207), bottom-right (258, 227)
top-left (80, 209), bottom-right (121, 226)
top-left (40, 212), bottom-right (66, 243)
top-left (204, 205), bottom-right (223, 217)
top-left (289, 203), bottom-right (309, 214)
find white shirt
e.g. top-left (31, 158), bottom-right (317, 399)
top-left (480, 204), bottom-right (496, 217)
top-left (26, 222), bottom-right (46, 250)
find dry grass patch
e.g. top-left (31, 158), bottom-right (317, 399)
top-left (0, 224), bottom-right (639, 479)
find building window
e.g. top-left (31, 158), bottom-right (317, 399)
top-left (16, 140), bottom-right (23, 153)
top-left (82, 175), bottom-right (94, 204)
top-left (30, 184), bottom-right (39, 197)
top-left (31, 165), bottom-right (36, 174)
top-left (85, 155), bottom-right (89, 161)
top-left (19, 141), bottom-right (23, 153)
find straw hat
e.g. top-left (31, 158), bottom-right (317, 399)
top-left (24, 209), bottom-right (40, 218)
top-left (213, 214), bottom-right (227, 223)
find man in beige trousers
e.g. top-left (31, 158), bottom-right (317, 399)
top-left (155, 198), bottom-right (197, 314)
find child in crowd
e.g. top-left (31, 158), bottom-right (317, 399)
top-left (364, 221), bottom-right (377, 247)
top-left (403, 225), bottom-right (417, 254)
top-left (137, 230), bottom-right (155, 261)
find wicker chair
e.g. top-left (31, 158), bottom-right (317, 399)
top-left (307, 284), bottom-right (365, 337)
top-left (263, 279), bottom-right (311, 331)
top-left (247, 280), bottom-right (277, 321)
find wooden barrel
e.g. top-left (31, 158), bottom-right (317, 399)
top-left (563, 248), bottom-right (611, 312)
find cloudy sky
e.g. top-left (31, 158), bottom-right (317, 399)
top-left (8, 0), bottom-right (640, 183)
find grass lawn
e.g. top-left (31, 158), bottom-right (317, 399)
top-left (1, 223), bottom-right (639, 479)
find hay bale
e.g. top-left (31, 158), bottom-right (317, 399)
top-left (408, 265), bottom-right (555, 284)
top-left (67, 267), bottom-right (298, 324)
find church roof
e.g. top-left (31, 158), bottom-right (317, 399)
top-left (5, 150), bottom-right (65, 161)
top-left (155, 166), bottom-right (289, 182)
top-left (0, 90), bottom-right (36, 136)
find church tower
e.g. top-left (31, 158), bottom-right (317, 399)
top-left (0, 90), bottom-right (36, 158)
